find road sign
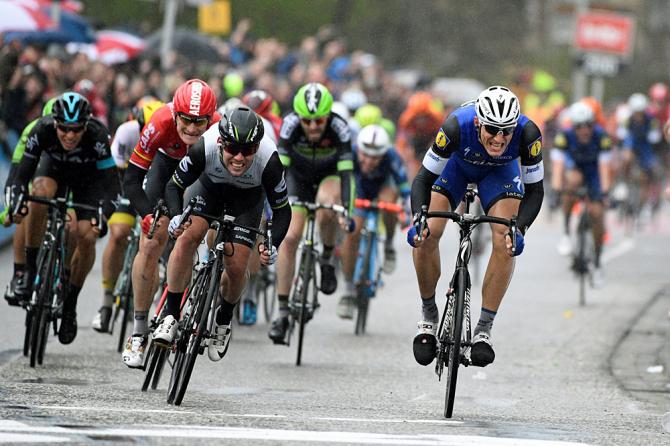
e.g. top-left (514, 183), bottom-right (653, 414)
top-left (198, 0), bottom-right (231, 35)
top-left (574, 12), bottom-right (635, 58)
top-left (579, 52), bottom-right (620, 77)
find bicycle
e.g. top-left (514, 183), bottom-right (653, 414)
top-left (280, 201), bottom-right (350, 366)
top-left (166, 203), bottom-right (270, 405)
top-left (351, 198), bottom-right (404, 335)
top-left (420, 187), bottom-right (517, 418)
top-left (568, 188), bottom-right (595, 307)
top-left (109, 200), bottom-right (167, 352)
top-left (14, 193), bottom-right (102, 367)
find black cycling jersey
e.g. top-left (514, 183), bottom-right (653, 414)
top-left (12, 116), bottom-right (119, 218)
top-left (278, 112), bottom-right (355, 214)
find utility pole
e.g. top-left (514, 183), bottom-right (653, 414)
top-left (160, 0), bottom-right (179, 72)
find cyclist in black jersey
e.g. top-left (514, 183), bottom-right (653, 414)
top-left (8, 92), bottom-right (119, 345)
top-left (268, 83), bottom-right (356, 343)
top-left (161, 106), bottom-right (290, 360)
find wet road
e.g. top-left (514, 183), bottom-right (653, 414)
top-left (0, 208), bottom-right (668, 445)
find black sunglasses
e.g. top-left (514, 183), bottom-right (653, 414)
top-left (177, 112), bottom-right (209, 126)
top-left (483, 124), bottom-right (515, 136)
top-left (56, 123), bottom-right (86, 134)
top-left (574, 122), bottom-right (593, 129)
top-left (220, 141), bottom-right (259, 157)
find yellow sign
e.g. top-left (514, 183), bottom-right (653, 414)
top-left (199, 0), bottom-right (231, 35)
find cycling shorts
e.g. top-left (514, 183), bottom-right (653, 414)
top-left (431, 156), bottom-right (523, 213)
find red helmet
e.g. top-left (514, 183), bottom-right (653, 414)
top-left (242, 89), bottom-right (273, 116)
top-left (173, 79), bottom-right (216, 119)
top-left (649, 82), bottom-right (669, 102)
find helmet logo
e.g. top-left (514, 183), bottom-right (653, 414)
top-left (189, 82), bottom-right (203, 116)
top-left (306, 84), bottom-right (321, 114)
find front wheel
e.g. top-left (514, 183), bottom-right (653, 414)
top-left (295, 249), bottom-right (314, 367)
top-left (444, 270), bottom-right (465, 418)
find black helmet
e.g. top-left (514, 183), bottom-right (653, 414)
top-left (52, 92), bottom-right (91, 125)
top-left (218, 105), bottom-right (264, 147)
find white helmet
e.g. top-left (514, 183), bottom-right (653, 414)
top-left (357, 124), bottom-right (391, 157)
top-left (341, 88), bottom-right (367, 113)
top-left (569, 101), bottom-right (594, 126)
top-left (218, 97), bottom-right (243, 116)
top-left (331, 101), bottom-right (350, 121)
top-left (475, 86), bottom-right (520, 127)
top-left (628, 93), bottom-right (648, 113)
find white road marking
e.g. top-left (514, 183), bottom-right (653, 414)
top-left (0, 420), bottom-right (591, 445)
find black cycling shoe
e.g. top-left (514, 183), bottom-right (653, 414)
top-left (413, 321), bottom-right (437, 366)
top-left (268, 316), bottom-right (289, 344)
top-left (319, 263), bottom-right (337, 295)
top-left (58, 312), bottom-right (78, 345)
top-left (4, 274), bottom-right (24, 306)
top-left (13, 272), bottom-right (33, 304)
top-left (92, 306), bottom-right (112, 333)
top-left (470, 332), bottom-right (495, 367)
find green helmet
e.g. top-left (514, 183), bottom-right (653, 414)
top-left (42, 97), bottom-right (57, 116)
top-left (293, 83), bottom-right (333, 119)
top-left (354, 103), bottom-right (382, 128)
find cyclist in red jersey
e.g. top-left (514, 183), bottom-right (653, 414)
top-left (121, 79), bottom-right (220, 368)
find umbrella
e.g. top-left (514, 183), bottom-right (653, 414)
top-left (12, 0), bottom-right (84, 14)
top-left (3, 7), bottom-right (95, 44)
top-left (143, 28), bottom-right (222, 64)
top-left (0, 1), bottom-right (54, 33)
top-left (94, 30), bottom-right (147, 64)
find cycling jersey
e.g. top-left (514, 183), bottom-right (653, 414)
top-left (354, 148), bottom-right (410, 201)
top-left (552, 125), bottom-right (612, 201)
top-left (622, 113), bottom-right (662, 172)
top-left (124, 102), bottom-right (221, 217)
top-left (11, 116), bottom-right (119, 219)
top-left (278, 112), bottom-right (354, 213)
top-left (412, 103), bottom-right (544, 233)
top-left (165, 125), bottom-right (290, 249)
top-left (111, 119), bottom-right (141, 169)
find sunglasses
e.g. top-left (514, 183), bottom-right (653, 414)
top-left (483, 124), bottom-right (515, 136)
top-left (300, 117), bottom-right (327, 126)
top-left (56, 123), bottom-right (86, 134)
top-left (220, 141), bottom-right (259, 157)
top-left (574, 122), bottom-right (593, 129)
top-left (177, 112), bottom-right (209, 126)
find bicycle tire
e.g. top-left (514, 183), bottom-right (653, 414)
top-left (576, 211), bottom-right (591, 307)
top-left (355, 231), bottom-right (375, 336)
top-left (261, 269), bottom-right (277, 323)
top-left (174, 265), bottom-right (218, 406)
top-left (444, 269), bottom-right (466, 418)
top-left (117, 285), bottom-right (132, 353)
top-left (36, 307), bottom-right (51, 365)
top-left (295, 247), bottom-right (313, 367)
top-left (23, 310), bottom-right (32, 357)
top-left (166, 268), bottom-right (208, 404)
top-left (142, 342), bottom-right (159, 391)
top-left (151, 348), bottom-right (169, 390)
top-left (29, 247), bottom-right (54, 368)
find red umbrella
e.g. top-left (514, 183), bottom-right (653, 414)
top-left (13, 0), bottom-right (84, 14)
top-left (95, 30), bottom-right (147, 64)
top-left (0, 1), bottom-right (54, 33)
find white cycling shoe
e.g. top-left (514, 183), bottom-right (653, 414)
top-left (153, 315), bottom-right (178, 347)
top-left (208, 310), bottom-right (232, 362)
top-left (122, 334), bottom-right (148, 369)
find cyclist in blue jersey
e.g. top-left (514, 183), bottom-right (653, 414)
top-left (408, 86), bottom-right (544, 367)
top-left (338, 124), bottom-right (410, 319)
top-left (551, 101), bottom-right (612, 287)
top-left (620, 93), bottom-right (663, 219)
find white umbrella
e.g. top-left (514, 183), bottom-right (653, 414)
top-left (0, 1), bottom-right (54, 33)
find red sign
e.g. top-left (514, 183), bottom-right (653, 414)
top-left (574, 12), bottom-right (635, 57)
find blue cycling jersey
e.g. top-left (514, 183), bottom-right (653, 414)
top-left (353, 148), bottom-right (410, 200)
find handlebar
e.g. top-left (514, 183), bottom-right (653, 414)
top-left (22, 194), bottom-right (105, 232)
top-left (354, 198), bottom-right (403, 213)
top-left (147, 199), bottom-right (168, 240)
top-left (190, 208), bottom-right (269, 240)
top-left (426, 210), bottom-right (518, 251)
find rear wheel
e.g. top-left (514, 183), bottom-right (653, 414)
top-left (444, 270), bottom-right (465, 418)
top-left (23, 309), bottom-right (33, 357)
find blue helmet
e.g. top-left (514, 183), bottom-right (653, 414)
top-left (52, 92), bottom-right (91, 124)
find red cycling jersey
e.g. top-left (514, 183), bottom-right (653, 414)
top-left (129, 102), bottom-right (221, 171)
